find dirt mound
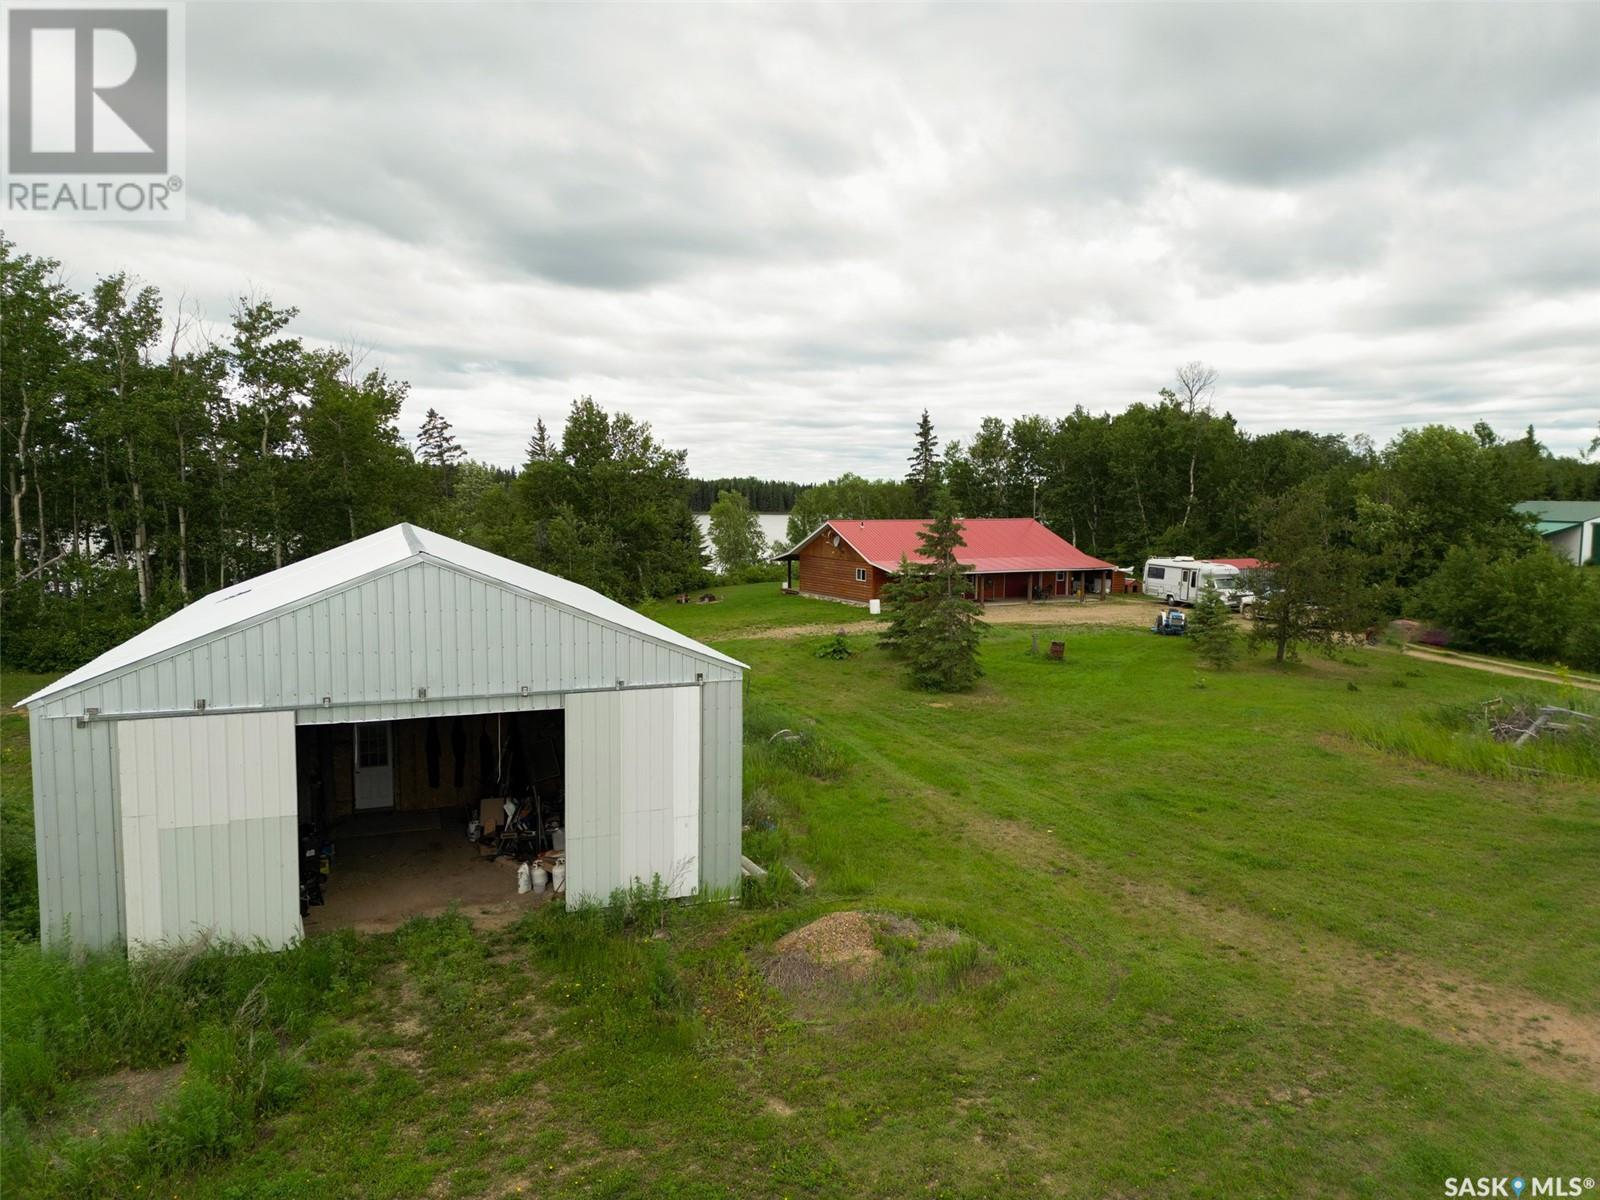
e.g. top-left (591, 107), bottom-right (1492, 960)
top-left (767, 910), bottom-right (881, 993)
top-left (774, 911), bottom-right (880, 964)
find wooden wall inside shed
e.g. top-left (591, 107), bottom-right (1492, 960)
top-left (296, 712), bottom-right (564, 821)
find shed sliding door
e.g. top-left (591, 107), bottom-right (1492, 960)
top-left (115, 712), bottom-right (301, 951)
top-left (565, 688), bottom-right (701, 905)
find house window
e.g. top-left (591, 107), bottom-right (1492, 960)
top-left (855, 567), bottom-right (868, 583)
top-left (1056, 572), bottom-right (1067, 581)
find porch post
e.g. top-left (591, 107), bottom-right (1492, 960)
top-left (786, 559), bottom-right (792, 589)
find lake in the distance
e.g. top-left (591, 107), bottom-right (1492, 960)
top-left (694, 512), bottom-right (794, 568)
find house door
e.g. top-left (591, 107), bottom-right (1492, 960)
top-left (353, 722), bottom-right (395, 810)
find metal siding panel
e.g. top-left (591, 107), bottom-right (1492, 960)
top-left (672, 687), bottom-right (701, 894)
top-left (29, 720), bottom-right (60, 944)
top-left (565, 691), bottom-right (622, 905)
top-left (83, 720), bottom-right (120, 943)
top-left (57, 720), bottom-right (84, 943)
top-left (34, 717), bottom-right (120, 948)
top-left (114, 712), bottom-right (297, 950)
top-left (700, 680), bottom-right (742, 897)
top-left (613, 689), bottom-right (700, 899)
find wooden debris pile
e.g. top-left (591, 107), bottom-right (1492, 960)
top-left (1481, 698), bottom-right (1598, 746)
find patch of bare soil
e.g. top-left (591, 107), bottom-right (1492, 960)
top-left (735, 621), bottom-right (888, 641)
top-left (958, 808), bottom-right (1600, 1090)
top-left (59, 1062), bottom-right (184, 1139)
top-left (979, 601), bottom-right (1155, 628)
top-left (303, 831), bottom-right (553, 935)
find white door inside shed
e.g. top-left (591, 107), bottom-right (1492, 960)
top-left (564, 687), bottom-right (701, 905)
top-left (353, 722), bottom-right (395, 810)
top-left (115, 711), bottom-right (302, 950)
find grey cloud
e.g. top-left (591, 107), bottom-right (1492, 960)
top-left (14, 1), bottom-right (1599, 475)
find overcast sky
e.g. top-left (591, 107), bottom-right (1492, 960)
top-left (20, 2), bottom-right (1600, 478)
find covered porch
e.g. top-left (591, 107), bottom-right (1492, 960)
top-left (968, 568), bottom-right (1113, 604)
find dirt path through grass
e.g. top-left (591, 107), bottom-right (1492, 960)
top-left (1395, 644), bottom-right (1600, 692)
top-left (962, 808), bottom-right (1600, 1090)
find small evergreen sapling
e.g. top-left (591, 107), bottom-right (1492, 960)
top-left (1189, 584), bottom-right (1240, 669)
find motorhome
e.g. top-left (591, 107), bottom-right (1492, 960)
top-left (1141, 556), bottom-right (1258, 610)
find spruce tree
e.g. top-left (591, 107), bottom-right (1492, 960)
top-left (906, 409), bottom-right (941, 516)
top-left (1189, 585), bottom-right (1240, 669)
top-left (417, 407), bottom-right (465, 495)
top-left (881, 497), bottom-right (986, 690)
top-left (526, 417), bottom-right (553, 463)
top-left (879, 553), bottom-right (935, 651)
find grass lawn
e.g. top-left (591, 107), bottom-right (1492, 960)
top-left (1, 671), bottom-right (53, 936)
top-left (637, 579), bottom-right (876, 641)
top-left (4, 587), bottom-right (1597, 1198)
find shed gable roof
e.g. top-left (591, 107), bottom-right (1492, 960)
top-left (22, 524), bottom-right (742, 706)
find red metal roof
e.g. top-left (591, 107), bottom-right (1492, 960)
top-left (1207, 558), bottom-right (1264, 570)
top-left (794, 518), bottom-right (1114, 574)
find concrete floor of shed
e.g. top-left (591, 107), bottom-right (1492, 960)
top-left (303, 825), bottom-right (552, 935)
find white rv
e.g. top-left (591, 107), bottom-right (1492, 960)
top-left (1141, 556), bottom-right (1257, 610)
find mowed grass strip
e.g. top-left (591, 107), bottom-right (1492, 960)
top-left (8, 588), bottom-right (1599, 1198)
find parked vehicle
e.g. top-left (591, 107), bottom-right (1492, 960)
top-left (1151, 608), bottom-right (1187, 635)
top-left (1141, 557), bottom-right (1257, 610)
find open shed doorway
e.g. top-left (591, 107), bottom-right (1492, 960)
top-left (295, 709), bottom-right (566, 932)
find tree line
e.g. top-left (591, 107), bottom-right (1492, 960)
top-left (5, 239), bottom-right (1596, 673)
top-left (687, 476), bottom-right (804, 513)
top-left (0, 240), bottom-right (709, 670)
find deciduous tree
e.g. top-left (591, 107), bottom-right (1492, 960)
top-left (1249, 481), bottom-right (1365, 664)
top-left (708, 489), bottom-right (766, 572)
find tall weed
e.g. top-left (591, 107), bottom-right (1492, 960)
top-left (0, 929), bottom-right (371, 1120)
top-left (1353, 693), bottom-right (1600, 780)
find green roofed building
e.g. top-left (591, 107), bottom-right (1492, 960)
top-left (1515, 500), bottom-right (1600, 566)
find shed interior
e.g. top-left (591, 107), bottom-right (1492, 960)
top-left (296, 710), bottom-right (566, 932)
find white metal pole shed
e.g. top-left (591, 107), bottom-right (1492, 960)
top-left (21, 524), bottom-right (746, 952)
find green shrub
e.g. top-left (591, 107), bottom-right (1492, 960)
top-left (1416, 543), bottom-right (1599, 669)
top-left (814, 631), bottom-right (854, 660)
